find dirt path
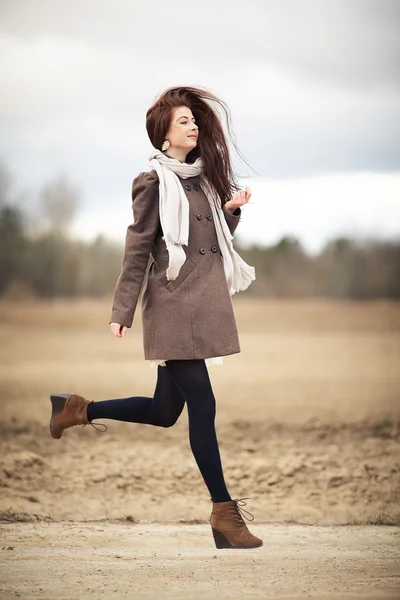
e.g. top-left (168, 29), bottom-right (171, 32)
top-left (1, 299), bottom-right (399, 598)
top-left (0, 522), bottom-right (398, 599)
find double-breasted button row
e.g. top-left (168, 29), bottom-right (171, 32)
top-left (196, 214), bottom-right (213, 221)
top-left (199, 246), bottom-right (219, 255)
top-left (185, 183), bottom-right (201, 191)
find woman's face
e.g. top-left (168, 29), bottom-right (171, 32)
top-left (165, 106), bottom-right (198, 153)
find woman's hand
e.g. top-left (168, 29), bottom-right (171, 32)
top-left (224, 185), bottom-right (252, 213)
top-left (110, 323), bottom-right (128, 338)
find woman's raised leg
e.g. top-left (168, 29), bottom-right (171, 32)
top-left (86, 364), bottom-right (186, 427)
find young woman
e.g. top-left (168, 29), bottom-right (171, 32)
top-left (49, 86), bottom-right (262, 550)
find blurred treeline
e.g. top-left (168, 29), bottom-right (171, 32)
top-left (1, 163), bottom-right (399, 299)
top-left (0, 163), bottom-right (121, 299)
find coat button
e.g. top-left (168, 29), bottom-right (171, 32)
top-left (211, 246), bottom-right (218, 253)
top-left (185, 184), bottom-right (191, 191)
top-left (206, 214), bottom-right (213, 221)
top-left (199, 248), bottom-right (206, 255)
top-left (196, 214), bottom-right (202, 220)
top-left (193, 184), bottom-right (200, 191)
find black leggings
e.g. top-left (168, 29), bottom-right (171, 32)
top-left (87, 359), bottom-right (232, 503)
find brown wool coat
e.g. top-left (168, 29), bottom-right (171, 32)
top-left (109, 169), bottom-right (242, 361)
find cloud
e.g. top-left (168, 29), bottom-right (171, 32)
top-left (0, 0), bottom-right (399, 251)
top-left (1, 0), bottom-right (399, 88)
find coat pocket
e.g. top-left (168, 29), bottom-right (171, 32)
top-left (165, 257), bottom-right (196, 293)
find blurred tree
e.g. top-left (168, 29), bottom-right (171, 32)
top-left (76, 234), bottom-right (123, 297)
top-left (39, 171), bottom-right (80, 234)
top-left (238, 236), bottom-right (314, 296)
top-left (316, 237), bottom-right (356, 298)
top-left (0, 205), bottom-right (27, 294)
top-left (0, 161), bottom-right (14, 210)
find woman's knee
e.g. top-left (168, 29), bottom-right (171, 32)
top-left (150, 408), bottom-right (181, 428)
top-left (161, 412), bottom-right (180, 428)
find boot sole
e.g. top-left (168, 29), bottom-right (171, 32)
top-left (49, 394), bottom-right (70, 439)
top-left (211, 526), bottom-right (263, 549)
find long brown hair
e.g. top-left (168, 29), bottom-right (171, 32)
top-left (145, 85), bottom-right (252, 207)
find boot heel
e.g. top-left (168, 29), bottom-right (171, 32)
top-left (50, 394), bottom-right (70, 438)
top-left (50, 394), bottom-right (69, 416)
top-left (211, 526), bottom-right (233, 549)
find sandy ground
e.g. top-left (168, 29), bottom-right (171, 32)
top-left (0, 298), bottom-right (399, 598)
top-left (1, 522), bottom-right (399, 600)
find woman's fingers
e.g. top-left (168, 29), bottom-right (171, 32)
top-left (232, 190), bottom-right (243, 205)
top-left (110, 322), bottom-right (127, 338)
top-left (112, 325), bottom-right (120, 337)
top-left (232, 186), bottom-right (252, 206)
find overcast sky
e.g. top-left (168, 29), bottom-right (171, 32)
top-left (1, 0), bottom-right (399, 252)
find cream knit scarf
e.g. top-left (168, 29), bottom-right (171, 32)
top-left (148, 149), bottom-right (256, 295)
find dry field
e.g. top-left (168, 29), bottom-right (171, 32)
top-left (0, 297), bottom-right (399, 599)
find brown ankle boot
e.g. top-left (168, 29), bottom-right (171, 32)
top-left (210, 497), bottom-right (263, 549)
top-left (49, 393), bottom-right (107, 439)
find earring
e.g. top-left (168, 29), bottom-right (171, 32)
top-left (161, 139), bottom-right (170, 152)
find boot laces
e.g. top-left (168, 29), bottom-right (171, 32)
top-left (232, 497), bottom-right (255, 526)
top-left (81, 422), bottom-right (108, 432)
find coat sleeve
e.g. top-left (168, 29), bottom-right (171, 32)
top-left (223, 206), bottom-right (241, 236)
top-left (109, 170), bottom-right (160, 328)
